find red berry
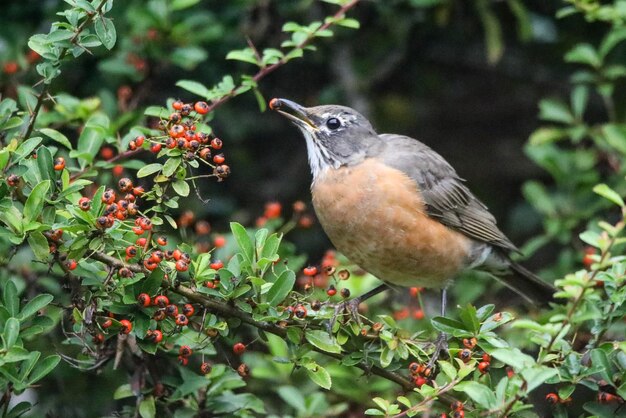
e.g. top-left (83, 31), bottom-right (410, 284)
top-left (137, 293), bottom-right (151, 307)
top-left (101, 318), bottom-right (113, 329)
top-left (125, 245), bottom-right (137, 258)
top-left (178, 356), bottom-right (189, 366)
top-left (478, 361), bottom-right (490, 374)
top-left (179, 345), bottom-right (193, 357)
top-left (214, 236), bottom-right (226, 248)
top-left (463, 338), bottom-right (477, 349)
top-left (194, 101), bottom-right (209, 114)
top-left (92, 333), bottom-right (104, 344)
top-left (78, 197), bottom-right (91, 211)
top-left (102, 189), bottom-right (116, 204)
top-left (156, 236), bottom-right (167, 246)
top-left (135, 135), bottom-right (145, 147)
top-left (182, 304), bottom-right (195, 317)
top-left (210, 260), bottom-right (224, 270)
top-left (482, 353), bottom-right (490, 362)
top-left (458, 349), bottom-right (472, 363)
top-left (136, 237), bottom-right (147, 247)
top-left (175, 260), bottom-right (188, 272)
top-left (151, 143), bottom-right (162, 153)
top-left (153, 295), bottom-right (169, 307)
top-left (213, 154), bottom-right (225, 164)
top-left (414, 376), bottom-right (427, 388)
top-left (210, 137), bottom-right (223, 149)
top-left (233, 342), bottom-right (246, 355)
top-left (303, 266), bottom-right (318, 276)
top-left (326, 285), bottom-right (337, 296)
top-left (169, 124), bottom-right (185, 138)
top-left (200, 362), bottom-right (212, 374)
top-left (53, 157), bottom-right (65, 171)
top-left (119, 319), bottom-right (132, 334)
top-left (147, 329), bottom-right (163, 343)
top-left (165, 304), bottom-right (179, 317)
top-left (546, 393), bottom-right (559, 405)
top-left (133, 226), bottom-right (145, 235)
top-left (172, 100), bottom-right (184, 110)
top-left (264, 202), bottom-right (281, 219)
top-left (65, 259), bottom-right (77, 270)
top-left (101, 147), bottom-right (114, 159)
top-left (413, 309), bottom-right (425, 320)
top-left (144, 259), bottom-right (158, 271)
top-left (294, 304), bottom-right (307, 319)
top-left (237, 363), bottom-right (250, 377)
top-left (175, 314), bottom-right (189, 326)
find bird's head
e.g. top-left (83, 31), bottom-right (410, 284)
top-left (270, 98), bottom-right (382, 180)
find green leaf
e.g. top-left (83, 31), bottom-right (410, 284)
top-left (336, 18), bottom-right (360, 29)
top-left (176, 80), bottom-right (212, 99)
top-left (305, 362), bottom-right (331, 389)
top-left (226, 48), bottom-right (259, 66)
top-left (171, 0), bottom-right (201, 10)
top-left (593, 183), bottom-right (624, 207)
top-left (590, 349), bottom-right (612, 383)
top-left (172, 180), bottom-right (189, 197)
top-left (138, 396), bottom-right (156, 418)
top-left (490, 347), bottom-right (535, 370)
top-left (538, 98), bottom-right (574, 124)
top-left (24, 180), bottom-right (50, 222)
top-left (4, 281), bottom-right (19, 316)
top-left (431, 316), bottom-right (467, 335)
top-left (27, 355), bottom-right (60, 384)
top-left (565, 43), bottom-right (601, 68)
top-left (113, 383), bottom-right (133, 399)
top-left (230, 222), bottom-right (254, 265)
top-left (18, 294), bottom-right (53, 321)
top-left (76, 113), bottom-right (108, 168)
top-left (305, 330), bottom-right (342, 354)
top-left (13, 137), bottom-right (42, 163)
top-left (602, 124), bottom-right (626, 155)
top-left (454, 381), bottom-right (497, 409)
top-left (137, 163), bottom-right (163, 178)
top-left (162, 157), bottom-right (181, 177)
top-left (37, 146), bottom-right (54, 182)
top-left (3, 318), bottom-right (20, 349)
top-left (458, 304), bottom-right (480, 334)
top-left (39, 128), bottom-right (72, 149)
top-left (94, 16), bottom-right (116, 49)
top-left (266, 270), bottom-right (295, 306)
top-left (27, 231), bottom-right (50, 261)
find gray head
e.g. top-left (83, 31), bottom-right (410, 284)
top-left (270, 98), bottom-right (383, 180)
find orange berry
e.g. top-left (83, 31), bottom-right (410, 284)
top-left (119, 319), bottom-right (132, 334)
top-left (303, 266), bottom-right (318, 276)
top-left (264, 202), bottom-right (282, 219)
top-left (233, 342), bottom-right (246, 355)
top-left (53, 157), bottom-right (66, 171)
top-left (194, 101), bottom-right (209, 114)
top-left (214, 235), bottom-right (226, 248)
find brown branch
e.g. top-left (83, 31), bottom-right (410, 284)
top-left (203, 0), bottom-right (362, 114)
top-left (173, 284), bottom-right (414, 391)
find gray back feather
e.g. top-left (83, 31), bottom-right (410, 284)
top-left (377, 134), bottom-right (519, 253)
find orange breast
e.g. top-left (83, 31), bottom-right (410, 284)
top-left (311, 158), bottom-right (473, 288)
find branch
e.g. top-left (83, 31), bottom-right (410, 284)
top-left (204, 0), bottom-right (362, 114)
top-left (173, 284), bottom-right (415, 391)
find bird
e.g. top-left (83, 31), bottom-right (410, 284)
top-left (269, 97), bottom-right (555, 358)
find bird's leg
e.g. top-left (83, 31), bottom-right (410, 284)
top-left (427, 288), bottom-right (449, 369)
top-left (327, 284), bottom-right (389, 332)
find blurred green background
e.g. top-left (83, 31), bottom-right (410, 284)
top-left (0, 0), bottom-right (617, 415)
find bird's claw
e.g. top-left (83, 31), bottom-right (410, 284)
top-left (326, 297), bottom-right (362, 333)
top-left (426, 331), bottom-right (449, 370)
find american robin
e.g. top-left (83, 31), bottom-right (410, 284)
top-left (269, 98), bottom-right (554, 329)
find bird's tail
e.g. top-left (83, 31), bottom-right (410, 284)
top-left (496, 261), bottom-right (556, 306)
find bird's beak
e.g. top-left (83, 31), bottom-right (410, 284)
top-left (269, 98), bottom-right (317, 130)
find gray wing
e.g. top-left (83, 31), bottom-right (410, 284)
top-left (377, 134), bottom-right (519, 253)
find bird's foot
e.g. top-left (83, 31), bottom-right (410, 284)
top-left (426, 332), bottom-right (449, 370)
top-left (326, 297), bottom-right (363, 333)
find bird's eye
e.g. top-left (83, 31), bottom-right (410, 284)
top-left (326, 117), bottom-right (341, 130)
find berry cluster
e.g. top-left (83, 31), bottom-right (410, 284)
top-left (440, 401), bottom-right (466, 418)
top-left (456, 338), bottom-right (491, 374)
top-left (134, 100), bottom-right (230, 181)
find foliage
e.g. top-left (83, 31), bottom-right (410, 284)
top-left (0, 0), bottom-right (625, 417)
